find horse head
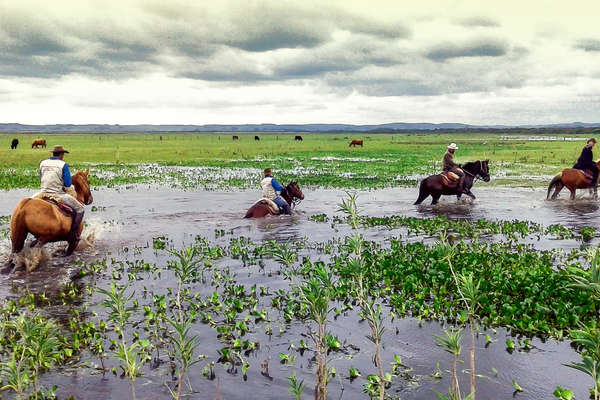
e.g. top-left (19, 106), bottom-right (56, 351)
top-left (463, 160), bottom-right (490, 182)
top-left (72, 169), bottom-right (94, 205)
top-left (286, 181), bottom-right (304, 200)
top-left (480, 160), bottom-right (491, 182)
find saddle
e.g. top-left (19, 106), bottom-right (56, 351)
top-left (576, 169), bottom-right (594, 184)
top-left (31, 193), bottom-right (74, 216)
top-left (440, 171), bottom-right (460, 188)
top-left (254, 198), bottom-right (281, 215)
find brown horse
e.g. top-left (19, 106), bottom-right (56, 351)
top-left (3, 170), bottom-right (93, 273)
top-left (31, 138), bottom-right (46, 148)
top-left (547, 161), bottom-right (600, 200)
top-left (349, 139), bottom-right (363, 147)
top-left (244, 181), bottom-right (304, 218)
top-left (414, 160), bottom-right (490, 205)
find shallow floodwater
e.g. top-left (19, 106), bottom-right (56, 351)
top-left (0, 185), bottom-right (596, 399)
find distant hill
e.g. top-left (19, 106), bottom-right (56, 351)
top-left (0, 122), bottom-right (599, 133)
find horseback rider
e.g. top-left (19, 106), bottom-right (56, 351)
top-left (260, 168), bottom-right (291, 215)
top-left (442, 143), bottom-right (465, 193)
top-left (573, 138), bottom-right (599, 188)
top-left (39, 145), bottom-right (85, 247)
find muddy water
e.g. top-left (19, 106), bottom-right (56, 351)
top-left (0, 185), bottom-right (596, 399)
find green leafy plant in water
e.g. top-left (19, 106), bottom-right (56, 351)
top-left (165, 247), bottom-right (203, 399)
top-left (566, 248), bottom-right (600, 399)
top-left (97, 283), bottom-right (144, 400)
top-left (268, 243), bottom-right (298, 270)
top-left (337, 191), bottom-right (360, 229)
top-left (0, 314), bottom-right (62, 400)
top-left (553, 386), bottom-right (574, 399)
top-left (434, 327), bottom-right (465, 400)
top-left (439, 234), bottom-right (481, 400)
top-left (165, 318), bottom-right (201, 399)
top-left (339, 191), bottom-right (389, 400)
top-left (565, 324), bottom-right (600, 400)
top-left (299, 264), bottom-right (334, 400)
top-left (0, 349), bottom-right (30, 399)
top-left (288, 372), bottom-right (305, 400)
top-left (570, 248), bottom-right (600, 302)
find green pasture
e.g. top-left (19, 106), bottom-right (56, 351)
top-left (0, 132), bottom-right (592, 189)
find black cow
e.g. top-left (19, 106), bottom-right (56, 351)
top-left (10, 138), bottom-right (18, 149)
top-left (255, 136), bottom-right (260, 141)
top-left (295, 135), bottom-right (303, 141)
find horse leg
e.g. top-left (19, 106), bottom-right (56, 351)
top-left (64, 239), bottom-right (78, 256)
top-left (431, 194), bottom-right (441, 205)
top-left (414, 180), bottom-right (430, 205)
top-left (466, 190), bottom-right (476, 200)
top-left (414, 191), bottom-right (429, 205)
top-left (551, 183), bottom-right (563, 200)
top-left (570, 188), bottom-right (576, 200)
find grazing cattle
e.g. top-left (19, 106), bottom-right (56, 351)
top-left (295, 135), bottom-right (303, 141)
top-left (31, 138), bottom-right (46, 149)
top-left (10, 138), bottom-right (18, 149)
top-left (233, 135), bottom-right (239, 141)
top-left (349, 139), bottom-right (363, 147)
top-left (255, 136), bottom-right (260, 141)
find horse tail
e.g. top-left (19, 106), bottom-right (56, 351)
top-left (10, 199), bottom-right (30, 253)
top-left (546, 173), bottom-right (562, 200)
top-left (414, 178), bottom-right (429, 205)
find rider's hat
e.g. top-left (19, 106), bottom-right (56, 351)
top-left (50, 145), bottom-right (69, 154)
top-left (447, 143), bottom-right (459, 150)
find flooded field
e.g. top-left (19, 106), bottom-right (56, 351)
top-left (0, 185), bottom-right (597, 399)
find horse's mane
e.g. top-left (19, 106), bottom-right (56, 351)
top-left (462, 161), bottom-right (480, 170)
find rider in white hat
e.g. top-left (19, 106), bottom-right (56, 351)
top-left (443, 143), bottom-right (465, 193)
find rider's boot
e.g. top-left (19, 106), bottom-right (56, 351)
top-left (65, 211), bottom-right (84, 255)
top-left (281, 202), bottom-right (292, 215)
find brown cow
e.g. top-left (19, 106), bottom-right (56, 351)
top-left (32, 138), bottom-right (46, 149)
top-left (233, 135), bottom-right (239, 141)
top-left (349, 139), bottom-right (363, 147)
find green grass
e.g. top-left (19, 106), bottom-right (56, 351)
top-left (0, 132), bottom-right (591, 189)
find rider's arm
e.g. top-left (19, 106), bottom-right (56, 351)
top-left (271, 178), bottom-right (284, 192)
top-left (62, 163), bottom-right (72, 187)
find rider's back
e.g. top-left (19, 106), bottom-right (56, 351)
top-left (40, 158), bottom-right (66, 194)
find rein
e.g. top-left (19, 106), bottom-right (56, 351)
top-left (463, 161), bottom-right (486, 182)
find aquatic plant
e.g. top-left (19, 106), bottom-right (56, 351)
top-left (434, 328), bottom-right (466, 400)
top-left (97, 283), bottom-right (145, 400)
top-left (287, 372), bottom-right (305, 400)
top-left (298, 264), bottom-right (335, 400)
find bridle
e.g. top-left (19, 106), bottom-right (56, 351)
top-left (284, 183), bottom-right (303, 209)
top-left (463, 161), bottom-right (489, 183)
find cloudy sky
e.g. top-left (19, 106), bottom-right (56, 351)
top-left (1, 0), bottom-right (599, 125)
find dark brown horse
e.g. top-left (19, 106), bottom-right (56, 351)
top-left (3, 170), bottom-right (93, 273)
top-left (349, 139), bottom-right (363, 147)
top-left (547, 160), bottom-right (600, 200)
top-left (414, 160), bottom-right (490, 205)
top-left (244, 181), bottom-right (304, 218)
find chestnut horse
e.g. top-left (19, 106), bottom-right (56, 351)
top-left (414, 160), bottom-right (490, 205)
top-left (244, 181), bottom-right (304, 218)
top-left (546, 160), bottom-right (600, 200)
top-left (3, 170), bottom-right (93, 273)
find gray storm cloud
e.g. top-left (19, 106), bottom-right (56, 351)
top-left (425, 39), bottom-right (509, 61)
